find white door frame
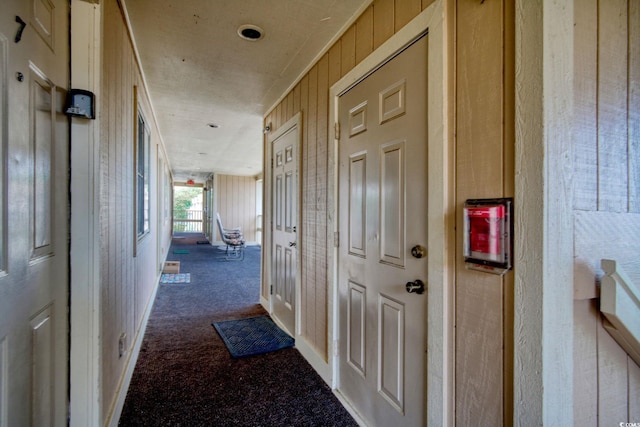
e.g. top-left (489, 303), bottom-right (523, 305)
top-left (69, 1), bottom-right (102, 425)
top-left (263, 113), bottom-right (302, 331)
top-left (328, 1), bottom-right (452, 425)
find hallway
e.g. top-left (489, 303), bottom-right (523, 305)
top-left (118, 234), bottom-right (357, 426)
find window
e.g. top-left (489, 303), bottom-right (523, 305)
top-left (136, 111), bottom-right (150, 239)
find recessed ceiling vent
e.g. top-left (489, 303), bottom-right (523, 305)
top-left (238, 24), bottom-right (264, 41)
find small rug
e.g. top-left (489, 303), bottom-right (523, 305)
top-left (173, 249), bottom-right (190, 254)
top-left (196, 240), bottom-right (210, 245)
top-left (212, 316), bottom-right (294, 358)
top-left (160, 273), bottom-right (190, 284)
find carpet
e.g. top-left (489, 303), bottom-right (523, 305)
top-left (120, 237), bottom-right (357, 425)
top-left (212, 315), bottom-right (294, 358)
top-left (160, 273), bottom-right (191, 284)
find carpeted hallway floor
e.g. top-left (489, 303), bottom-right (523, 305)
top-left (118, 233), bottom-right (358, 426)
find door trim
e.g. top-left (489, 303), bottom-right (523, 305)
top-left (69, 2), bottom-right (102, 425)
top-left (328, 1), bottom-right (452, 425)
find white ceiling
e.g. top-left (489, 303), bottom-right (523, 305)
top-left (124, 0), bottom-right (370, 183)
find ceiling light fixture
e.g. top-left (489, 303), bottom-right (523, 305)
top-left (238, 24), bottom-right (264, 41)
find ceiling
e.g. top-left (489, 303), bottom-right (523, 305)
top-left (124, 0), bottom-right (370, 183)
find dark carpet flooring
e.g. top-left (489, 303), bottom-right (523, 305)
top-left (118, 233), bottom-right (358, 426)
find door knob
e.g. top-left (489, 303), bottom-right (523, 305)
top-left (406, 279), bottom-right (425, 295)
top-left (288, 241), bottom-right (296, 247)
top-left (411, 245), bottom-right (426, 259)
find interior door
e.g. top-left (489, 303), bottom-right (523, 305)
top-left (0, 1), bottom-right (69, 425)
top-left (271, 121), bottom-right (299, 335)
top-left (338, 35), bottom-right (428, 426)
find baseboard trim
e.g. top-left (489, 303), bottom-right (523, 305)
top-left (294, 337), bottom-right (332, 386)
top-left (104, 275), bottom-right (160, 427)
top-left (333, 389), bottom-right (367, 427)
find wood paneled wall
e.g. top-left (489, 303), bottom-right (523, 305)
top-left (214, 175), bottom-right (258, 243)
top-left (101, 1), bottom-right (168, 422)
top-left (264, 0), bottom-right (436, 361)
top-left (573, 0), bottom-right (640, 424)
top-left (455, 1), bottom-right (514, 425)
top-left (263, 0), bottom-right (638, 424)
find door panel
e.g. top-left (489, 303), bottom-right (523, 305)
top-left (348, 153), bottom-right (366, 257)
top-left (271, 123), bottom-right (299, 335)
top-left (0, 0), bottom-right (69, 425)
top-left (380, 141), bottom-right (405, 266)
top-left (31, 68), bottom-right (55, 259)
top-left (338, 35), bottom-right (428, 427)
top-left (378, 295), bottom-right (404, 412)
top-left (347, 280), bottom-right (366, 375)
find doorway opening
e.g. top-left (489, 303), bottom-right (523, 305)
top-left (173, 185), bottom-right (204, 233)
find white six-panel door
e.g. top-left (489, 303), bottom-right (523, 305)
top-left (271, 120), bottom-right (299, 336)
top-left (338, 35), bottom-right (428, 427)
top-left (0, 0), bottom-right (70, 425)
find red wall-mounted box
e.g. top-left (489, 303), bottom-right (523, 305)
top-left (463, 198), bottom-right (513, 275)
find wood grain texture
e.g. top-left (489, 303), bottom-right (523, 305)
top-left (455, 275), bottom-right (503, 425)
top-left (216, 175), bottom-right (257, 243)
top-left (274, 103), bottom-right (282, 131)
top-left (573, 211), bottom-right (640, 300)
top-left (629, 0), bottom-right (640, 213)
top-left (597, 0), bottom-right (629, 212)
top-left (284, 92), bottom-right (292, 124)
top-left (456, 4), bottom-right (504, 197)
top-left (328, 42), bottom-right (342, 87)
top-left (422, 0), bottom-right (436, 10)
top-left (631, 358), bottom-right (640, 421)
top-left (572, 3), bottom-right (640, 422)
top-left (373, 0), bottom-right (394, 50)
top-left (341, 26), bottom-right (356, 77)
top-left (597, 312), bottom-right (630, 423)
top-left (502, 1), bottom-right (515, 423)
top-left (573, 299), bottom-right (598, 426)
top-left (103, 1), bottom-right (131, 416)
top-left (299, 74), bottom-right (310, 339)
top-left (303, 65), bottom-right (318, 343)
top-left (293, 83), bottom-right (301, 115)
top-left (314, 54), bottom-right (329, 356)
top-left (101, 0), bottom-right (162, 420)
top-left (395, 0), bottom-right (421, 31)
top-left (355, 6), bottom-right (373, 65)
top-left (455, 0), bottom-right (506, 425)
top-left (573, 0), bottom-right (598, 211)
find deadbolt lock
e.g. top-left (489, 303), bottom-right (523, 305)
top-left (411, 245), bottom-right (427, 259)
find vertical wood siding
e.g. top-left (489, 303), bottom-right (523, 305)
top-left (101, 1), bottom-right (169, 422)
top-left (263, 0), bottom-right (437, 370)
top-left (455, 1), bottom-right (514, 425)
top-left (215, 175), bottom-right (258, 243)
top-left (102, 2), bottom-right (134, 418)
top-left (573, 0), bottom-right (640, 424)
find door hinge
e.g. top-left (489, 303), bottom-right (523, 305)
top-left (333, 231), bottom-right (339, 248)
top-left (270, 284), bottom-right (274, 295)
top-left (334, 122), bottom-right (340, 141)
